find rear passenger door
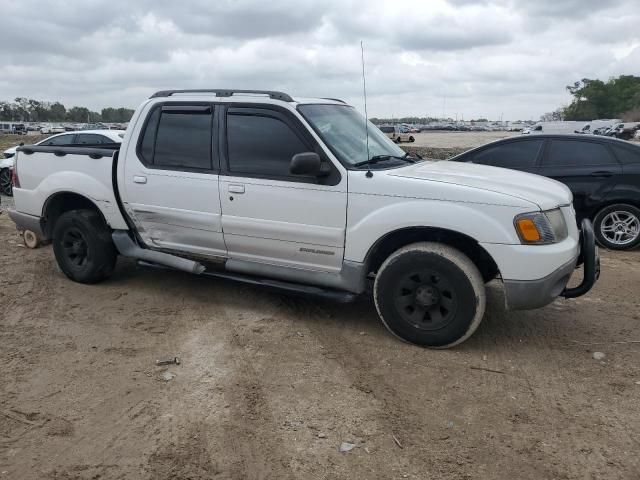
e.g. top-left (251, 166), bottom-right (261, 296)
top-left (539, 139), bottom-right (622, 220)
top-left (471, 139), bottom-right (544, 174)
top-left (122, 103), bottom-right (226, 258)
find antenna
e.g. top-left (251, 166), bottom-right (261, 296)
top-left (360, 41), bottom-right (371, 171)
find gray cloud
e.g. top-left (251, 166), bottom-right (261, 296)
top-left (1, 0), bottom-right (638, 120)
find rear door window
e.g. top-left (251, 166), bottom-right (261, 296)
top-left (75, 134), bottom-right (113, 144)
top-left (544, 140), bottom-right (615, 167)
top-left (611, 145), bottom-right (640, 165)
top-left (137, 105), bottom-right (214, 172)
top-left (473, 139), bottom-right (544, 168)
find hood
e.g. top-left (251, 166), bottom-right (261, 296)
top-left (388, 160), bottom-right (572, 210)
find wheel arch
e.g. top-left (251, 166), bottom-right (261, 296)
top-left (592, 198), bottom-right (640, 218)
top-left (364, 226), bottom-right (500, 282)
top-left (42, 191), bottom-right (107, 238)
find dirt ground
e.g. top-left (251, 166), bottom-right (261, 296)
top-left (0, 134), bottom-right (48, 154)
top-left (1, 169), bottom-right (640, 479)
top-left (408, 131), bottom-right (519, 149)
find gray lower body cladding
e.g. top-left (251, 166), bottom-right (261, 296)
top-left (8, 210), bottom-right (46, 238)
top-left (503, 257), bottom-right (577, 310)
top-left (111, 230), bottom-right (367, 295)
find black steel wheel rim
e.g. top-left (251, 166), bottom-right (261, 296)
top-left (62, 227), bottom-right (89, 268)
top-left (394, 269), bottom-right (458, 331)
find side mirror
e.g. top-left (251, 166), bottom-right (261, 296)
top-left (19, 142), bottom-right (24, 146)
top-left (290, 152), bottom-right (324, 176)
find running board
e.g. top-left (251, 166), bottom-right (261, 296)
top-left (137, 260), bottom-right (358, 303)
top-left (112, 231), bottom-right (205, 275)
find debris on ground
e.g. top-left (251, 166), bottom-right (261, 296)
top-left (160, 371), bottom-right (176, 382)
top-left (592, 352), bottom-right (606, 361)
top-left (156, 356), bottom-right (180, 366)
top-left (392, 434), bottom-right (403, 449)
top-left (339, 442), bottom-right (356, 453)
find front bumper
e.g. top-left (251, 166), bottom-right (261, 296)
top-left (8, 209), bottom-right (46, 238)
top-left (503, 219), bottom-right (599, 310)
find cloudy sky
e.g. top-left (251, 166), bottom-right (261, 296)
top-left (1, 0), bottom-right (639, 120)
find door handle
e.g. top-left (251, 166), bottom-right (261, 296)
top-left (228, 184), bottom-right (245, 194)
top-left (590, 171), bottom-right (613, 178)
top-left (133, 175), bottom-right (147, 184)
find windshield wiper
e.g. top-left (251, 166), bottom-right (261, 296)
top-left (354, 154), bottom-right (416, 168)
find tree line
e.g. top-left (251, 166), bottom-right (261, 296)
top-left (0, 98), bottom-right (134, 123)
top-left (542, 75), bottom-right (640, 122)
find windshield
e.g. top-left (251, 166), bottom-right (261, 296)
top-left (298, 104), bottom-right (406, 167)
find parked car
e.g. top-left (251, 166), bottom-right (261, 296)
top-left (0, 130), bottom-right (124, 196)
top-left (605, 123), bottom-right (640, 141)
top-left (379, 125), bottom-right (415, 143)
top-left (40, 125), bottom-right (66, 134)
top-left (8, 89), bottom-right (597, 348)
top-left (451, 134), bottom-right (640, 250)
top-left (0, 157), bottom-right (13, 196)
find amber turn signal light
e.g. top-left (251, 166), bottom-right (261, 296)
top-left (515, 218), bottom-right (541, 242)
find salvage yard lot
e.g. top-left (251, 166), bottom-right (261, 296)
top-left (1, 159), bottom-right (640, 479)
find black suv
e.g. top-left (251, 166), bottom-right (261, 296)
top-left (451, 134), bottom-right (640, 250)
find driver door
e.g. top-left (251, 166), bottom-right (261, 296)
top-left (219, 105), bottom-right (347, 273)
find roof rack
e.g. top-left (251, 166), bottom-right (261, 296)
top-left (321, 97), bottom-right (347, 104)
top-left (149, 89), bottom-right (294, 102)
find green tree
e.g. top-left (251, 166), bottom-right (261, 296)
top-left (66, 106), bottom-right (91, 122)
top-left (564, 75), bottom-right (640, 120)
top-left (49, 102), bottom-right (67, 121)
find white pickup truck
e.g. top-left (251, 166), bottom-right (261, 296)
top-left (8, 89), bottom-right (599, 347)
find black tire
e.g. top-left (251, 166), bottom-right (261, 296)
top-left (593, 204), bottom-right (640, 250)
top-left (409, 136), bottom-right (415, 142)
top-left (52, 209), bottom-right (117, 283)
top-left (0, 168), bottom-right (12, 196)
top-left (394, 137), bottom-right (401, 143)
top-left (373, 242), bottom-right (486, 348)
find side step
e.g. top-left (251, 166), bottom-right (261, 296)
top-left (112, 231), bottom-right (205, 274)
top-left (137, 261), bottom-right (358, 303)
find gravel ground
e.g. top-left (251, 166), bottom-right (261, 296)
top-left (1, 135), bottom-right (639, 478)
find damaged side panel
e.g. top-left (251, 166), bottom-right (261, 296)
top-left (125, 202), bottom-right (227, 258)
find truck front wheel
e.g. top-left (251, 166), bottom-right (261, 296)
top-left (52, 209), bottom-right (117, 284)
top-left (373, 242), bottom-right (486, 348)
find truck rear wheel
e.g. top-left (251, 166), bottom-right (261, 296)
top-left (373, 242), bottom-right (486, 348)
top-left (52, 209), bottom-right (117, 284)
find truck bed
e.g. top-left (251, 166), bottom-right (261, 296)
top-left (13, 144), bottom-right (129, 230)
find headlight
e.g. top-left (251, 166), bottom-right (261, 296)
top-left (514, 208), bottom-right (568, 244)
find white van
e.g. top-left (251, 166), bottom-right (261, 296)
top-left (0, 122), bottom-right (27, 135)
top-left (522, 121), bottom-right (587, 135)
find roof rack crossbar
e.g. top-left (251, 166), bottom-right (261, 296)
top-left (150, 89), bottom-right (294, 102)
